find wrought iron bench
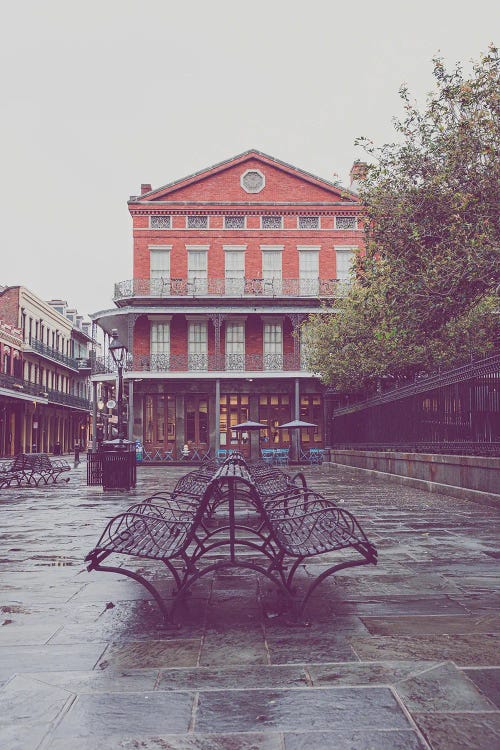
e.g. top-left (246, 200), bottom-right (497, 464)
top-left (85, 454), bottom-right (377, 625)
top-left (0, 453), bottom-right (71, 488)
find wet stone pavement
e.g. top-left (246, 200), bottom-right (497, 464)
top-left (0, 460), bottom-right (499, 750)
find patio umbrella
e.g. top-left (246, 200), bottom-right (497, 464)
top-left (277, 419), bottom-right (318, 461)
top-left (228, 420), bottom-right (267, 459)
top-left (277, 419), bottom-right (318, 429)
top-left (231, 420), bottom-right (267, 430)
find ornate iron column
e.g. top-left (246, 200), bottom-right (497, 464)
top-left (208, 312), bottom-right (226, 370)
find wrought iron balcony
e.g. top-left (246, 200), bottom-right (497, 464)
top-left (0, 372), bottom-right (43, 398)
top-left (47, 389), bottom-right (91, 410)
top-left (129, 352), bottom-right (304, 373)
top-left (29, 338), bottom-right (80, 370)
top-left (91, 355), bottom-right (116, 375)
top-left (0, 372), bottom-right (90, 409)
top-left (113, 277), bottom-right (350, 301)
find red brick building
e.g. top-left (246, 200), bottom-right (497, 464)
top-left (91, 150), bottom-right (364, 459)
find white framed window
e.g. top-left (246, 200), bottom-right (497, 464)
top-left (224, 246), bottom-right (246, 295)
top-left (187, 215), bottom-right (208, 229)
top-left (226, 320), bottom-right (245, 370)
top-left (187, 246), bottom-right (208, 293)
top-left (263, 321), bottom-right (283, 370)
top-left (298, 216), bottom-right (320, 230)
top-left (261, 246), bottom-right (283, 295)
top-left (150, 215), bottom-right (171, 229)
top-left (261, 215), bottom-right (283, 230)
top-left (224, 215), bottom-right (245, 229)
top-left (149, 246), bottom-right (171, 294)
top-left (188, 320), bottom-right (208, 370)
top-left (150, 318), bottom-right (171, 370)
top-left (335, 246), bottom-right (357, 281)
top-left (335, 216), bottom-right (358, 230)
top-left (298, 247), bottom-right (319, 295)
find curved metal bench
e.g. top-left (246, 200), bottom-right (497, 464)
top-left (85, 455), bottom-right (377, 625)
top-left (0, 453), bottom-right (71, 488)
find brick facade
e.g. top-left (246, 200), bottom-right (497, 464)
top-left (93, 150), bottom-right (365, 459)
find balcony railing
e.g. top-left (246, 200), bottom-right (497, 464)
top-left (113, 277), bottom-right (350, 300)
top-left (0, 372), bottom-right (43, 398)
top-left (30, 338), bottom-right (80, 370)
top-left (0, 372), bottom-right (90, 409)
top-left (129, 352), bottom-right (304, 373)
top-left (47, 389), bottom-right (91, 410)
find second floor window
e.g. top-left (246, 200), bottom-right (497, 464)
top-left (151, 322), bottom-right (170, 354)
top-left (226, 321), bottom-right (245, 370)
top-left (188, 321), bottom-right (208, 370)
top-left (263, 322), bottom-right (283, 370)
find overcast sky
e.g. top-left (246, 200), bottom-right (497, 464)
top-left (1, 0), bottom-right (497, 320)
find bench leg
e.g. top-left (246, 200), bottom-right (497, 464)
top-left (298, 557), bottom-right (375, 618)
top-left (89, 559), bottom-right (175, 628)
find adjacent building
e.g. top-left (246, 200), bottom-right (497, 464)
top-left (0, 286), bottom-right (93, 455)
top-left (90, 150), bottom-right (365, 459)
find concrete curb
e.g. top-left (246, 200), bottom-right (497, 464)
top-left (322, 461), bottom-right (500, 509)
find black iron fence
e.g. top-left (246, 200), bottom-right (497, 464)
top-left (87, 452), bottom-right (103, 485)
top-left (330, 354), bottom-right (500, 456)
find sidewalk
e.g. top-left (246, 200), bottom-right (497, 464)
top-left (0, 461), bottom-right (499, 750)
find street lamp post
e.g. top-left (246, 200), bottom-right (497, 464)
top-left (108, 329), bottom-right (127, 441)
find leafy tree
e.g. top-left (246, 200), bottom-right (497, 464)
top-left (304, 45), bottom-right (500, 393)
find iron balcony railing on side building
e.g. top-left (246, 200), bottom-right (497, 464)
top-left (0, 371), bottom-right (44, 398)
top-left (46, 389), bottom-right (91, 410)
top-left (29, 338), bottom-right (80, 371)
top-left (113, 277), bottom-right (350, 301)
top-left (0, 372), bottom-right (91, 410)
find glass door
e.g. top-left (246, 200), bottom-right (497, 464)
top-left (219, 394), bottom-right (250, 456)
top-left (185, 395), bottom-right (209, 451)
top-left (258, 394), bottom-right (290, 447)
top-left (143, 394), bottom-right (176, 457)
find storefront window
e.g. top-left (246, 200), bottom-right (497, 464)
top-left (258, 394), bottom-right (290, 445)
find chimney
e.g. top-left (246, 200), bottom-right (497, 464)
top-left (349, 161), bottom-right (368, 191)
top-left (141, 183), bottom-right (152, 195)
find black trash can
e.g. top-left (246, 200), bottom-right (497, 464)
top-left (101, 439), bottom-right (137, 490)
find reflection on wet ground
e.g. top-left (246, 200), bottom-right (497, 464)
top-left (0, 460), bottom-right (499, 749)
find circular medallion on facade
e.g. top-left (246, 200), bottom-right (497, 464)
top-left (241, 169), bottom-right (265, 193)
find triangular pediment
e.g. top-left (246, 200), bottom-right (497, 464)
top-left (130, 150), bottom-right (357, 205)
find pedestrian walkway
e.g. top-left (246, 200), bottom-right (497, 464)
top-left (0, 461), bottom-right (499, 750)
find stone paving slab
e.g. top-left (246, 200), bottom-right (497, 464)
top-left (462, 667), bottom-right (500, 708)
top-left (414, 712), bottom-right (500, 750)
top-left (0, 461), bottom-right (499, 749)
top-left (194, 686), bottom-right (411, 733)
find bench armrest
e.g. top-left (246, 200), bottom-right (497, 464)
top-left (268, 504), bottom-right (376, 559)
top-left (87, 510), bottom-right (193, 561)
